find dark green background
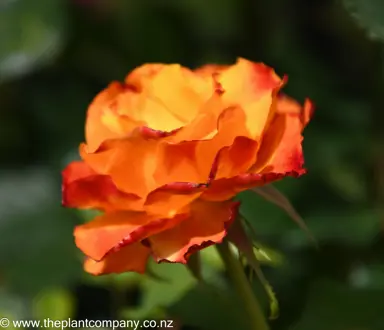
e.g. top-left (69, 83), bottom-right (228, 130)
top-left (1, 0), bottom-right (384, 329)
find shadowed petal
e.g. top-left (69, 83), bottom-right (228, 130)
top-left (62, 161), bottom-right (141, 211)
top-left (84, 242), bottom-right (151, 275)
top-left (212, 136), bottom-right (259, 180)
top-left (74, 211), bottom-right (188, 261)
top-left (197, 58), bottom-right (284, 139)
top-left (144, 182), bottom-right (207, 216)
top-left (201, 97), bottom-right (313, 201)
top-left (154, 106), bottom-right (250, 187)
top-left (250, 96), bottom-right (314, 174)
top-left (126, 64), bottom-right (213, 125)
top-left (85, 82), bottom-right (145, 152)
top-left (79, 136), bottom-right (160, 197)
top-left (148, 200), bottom-right (240, 263)
top-left (124, 63), bottom-right (166, 88)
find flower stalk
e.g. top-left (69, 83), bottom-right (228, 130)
top-left (216, 239), bottom-right (269, 330)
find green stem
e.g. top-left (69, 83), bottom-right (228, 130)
top-left (216, 240), bottom-right (269, 330)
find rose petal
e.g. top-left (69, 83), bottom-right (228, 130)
top-left (200, 173), bottom-right (279, 201)
top-left (80, 136), bottom-right (160, 197)
top-left (195, 64), bottom-right (230, 77)
top-left (84, 242), bottom-right (151, 275)
top-left (251, 96), bottom-right (313, 173)
top-left (168, 80), bottom-right (225, 142)
top-left (125, 63), bottom-right (166, 88)
top-left (126, 64), bottom-right (213, 128)
top-left (85, 82), bottom-right (145, 152)
top-left (197, 58), bottom-right (283, 139)
top-left (153, 106), bottom-right (249, 187)
top-left (81, 105), bottom-right (252, 209)
top-left (275, 95), bottom-right (314, 127)
top-left (148, 200), bottom-right (239, 263)
top-left (117, 91), bottom-right (185, 132)
top-left (62, 161), bottom-right (141, 211)
top-left (201, 97), bottom-right (313, 201)
top-left (74, 210), bottom-right (188, 261)
top-left (85, 74), bottom-right (186, 152)
top-left (212, 136), bottom-right (259, 180)
top-left (144, 182), bottom-right (207, 216)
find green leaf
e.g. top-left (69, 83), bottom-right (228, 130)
top-left (123, 262), bottom-right (197, 320)
top-left (343, 0), bottom-right (384, 41)
top-left (0, 0), bottom-right (67, 82)
top-left (252, 185), bottom-right (317, 246)
top-left (200, 246), bottom-right (225, 270)
top-left (227, 220), bottom-right (279, 319)
top-left (241, 186), bottom-right (379, 247)
top-left (253, 243), bottom-right (285, 267)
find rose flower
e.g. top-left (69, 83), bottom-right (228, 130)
top-left (62, 58), bottom-right (313, 275)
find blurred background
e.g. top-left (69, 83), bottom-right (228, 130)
top-left (1, 0), bottom-right (384, 329)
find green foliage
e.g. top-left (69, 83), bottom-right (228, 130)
top-left (293, 280), bottom-right (384, 330)
top-left (0, 0), bottom-right (67, 82)
top-left (0, 203), bottom-right (82, 295)
top-left (169, 283), bottom-right (249, 330)
top-left (343, 0), bottom-right (384, 41)
top-left (32, 288), bottom-right (75, 322)
top-left (251, 185), bottom-right (316, 245)
top-left (124, 262), bottom-right (197, 319)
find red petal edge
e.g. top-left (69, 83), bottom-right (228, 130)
top-left (154, 201), bottom-right (241, 264)
top-left (99, 213), bottom-right (189, 262)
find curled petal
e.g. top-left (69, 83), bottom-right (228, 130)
top-left (85, 82), bottom-right (144, 152)
top-left (62, 161), bottom-right (141, 211)
top-left (127, 64), bottom-right (214, 128)
top-left (80, 136), bottom-right (160, 197)
top-left (84, 242), bottom-right (151, 275)
top-left (197, 58), bottom-right (281, 94)
top-left (201, 173), bottom-right (268, 201)
top-left (276, 95), bottom-right (314, 127)
top-left (168, 81), bottom-right (225, 142)
top-left (212, 136), bottom-right (259, 180)
top-left (139, 126), bottom-right (182, 139)
top-left (144, 182), bottom-right (207, 216)
top-left (195, 64), bottom-right (230, 77)
top-left (202, 98), bottom-right (312, 202)
top-left (148, 200), bottom-right (240, 263)
top-left (198, 58), bottom-right (284, 140)
top-left (74, 211), bottom-right (188, 261)
top-left (125, 63), bottom-right (166, 89)
top-left (251, 96), bottom-right (314, 174)
top-left (81, 103), bottom-right (248, 197)
top-left (154, 106), bottom-right (250, 187)
top-left (203, 172), bottom-right (298, 201)
top-left (85, 82), bottom-right (125, 152)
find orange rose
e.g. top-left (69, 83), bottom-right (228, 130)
top-left (62, 58), bottom-right (313, 275)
